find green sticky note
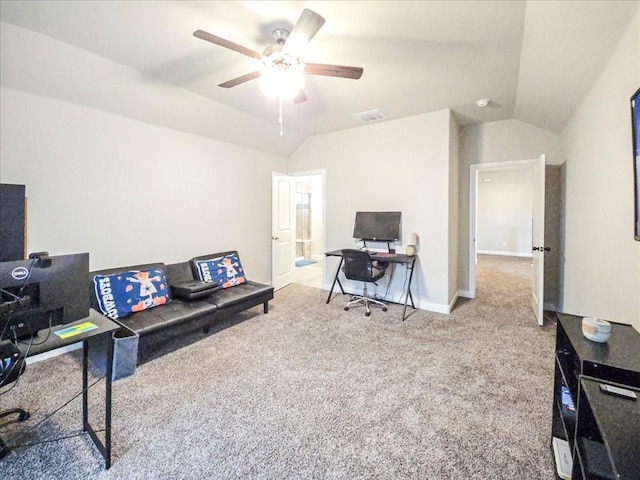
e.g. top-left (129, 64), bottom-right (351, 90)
top-left (54, 322), bottom-right (99, 339)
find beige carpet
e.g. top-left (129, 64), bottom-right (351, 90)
top-left (1, 255), bottom-right (556, 479)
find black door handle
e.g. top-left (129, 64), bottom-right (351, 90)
top-left (532, 246), bottom-right (551, 252)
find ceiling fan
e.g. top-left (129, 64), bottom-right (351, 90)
top-left (193, 8), bottom-right (363, 104)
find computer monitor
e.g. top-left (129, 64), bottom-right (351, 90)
top-left (353, 211), bottom-right (402, 242)
top-left (0, 253), bottom-right (89, 339)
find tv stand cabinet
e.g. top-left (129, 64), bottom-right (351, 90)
top-left (551, 314), bottom-right (640, 479)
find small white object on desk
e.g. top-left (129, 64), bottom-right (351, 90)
top-left (582, 317), bottom-right (611, 343)
top-left (404, 232), bottom-right (417, 256)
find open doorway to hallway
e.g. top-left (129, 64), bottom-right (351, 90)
top-left (474, 165), bottom-right (535, 306)
top-left (469, 158), bottom-right (565, 324)
top-left (293, 173), bottom-right (324, 289)
top-left (469, 159), bottom-right (544, 323)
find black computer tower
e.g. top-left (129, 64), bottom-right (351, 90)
top-left (0, 184), bottom-right (26, 262)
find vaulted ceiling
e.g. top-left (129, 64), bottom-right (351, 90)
top-left (1, 1), bottom-right (637, 156)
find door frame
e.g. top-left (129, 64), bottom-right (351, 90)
top-left (468, 158), bottom-right (543, 303)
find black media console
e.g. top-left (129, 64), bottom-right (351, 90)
top-left (551, 313), bottom-right (640, 479)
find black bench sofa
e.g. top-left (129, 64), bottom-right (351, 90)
top-left (89, 251), bottom-right (274, 338)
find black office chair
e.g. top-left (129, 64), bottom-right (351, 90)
top-left (341, 249), bottom-right (389, 316)
top-left (0, 343), bottom-right (29, 460)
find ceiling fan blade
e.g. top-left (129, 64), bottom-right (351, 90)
top-left (304, 63), bottom-right (363, 80)
top-left (283, 9), bottom-right (325, 56)
top-left (292, 90), bottom-right (307, 104)
top-left (193, 30), bottom-right (262, 60)
top-left (218, 71), bottom-right (261, 88)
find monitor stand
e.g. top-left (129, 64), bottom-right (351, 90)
top-left (362, 240), bottom-right (395, 254)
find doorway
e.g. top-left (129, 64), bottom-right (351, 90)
top-left (469, 156), bottom-right (546, 324)
top-left (272, 171), bottom-right (325, 290)
top-left (293, 172), bottom-right (324, 289)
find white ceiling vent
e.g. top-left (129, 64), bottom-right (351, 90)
top-left (352, 109), bottom-right (389, 124)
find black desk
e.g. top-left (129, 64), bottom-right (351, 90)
top-left (324, 250), bottom-right (417, 320)
top-left (2, 309), bottom-right (120, 468)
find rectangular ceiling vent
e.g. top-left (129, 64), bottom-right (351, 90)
top-left (352, 109), bottom-right (389, 124)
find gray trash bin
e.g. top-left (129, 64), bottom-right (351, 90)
top-left (89, 323), bottom-right (139, 382)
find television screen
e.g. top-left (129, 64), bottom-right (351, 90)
top-left (632, 87), bottom-right (640, 241)
top-left (353, 211), bottom-right (402, 242)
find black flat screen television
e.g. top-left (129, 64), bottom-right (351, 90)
top-left (353, 211), bottom-right (402, 242)
top-left (631, 87), bottom-right (640, 241)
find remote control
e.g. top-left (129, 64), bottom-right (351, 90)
top-left (599, 383), bottom-right (638, 400)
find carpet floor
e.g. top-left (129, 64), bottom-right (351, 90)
top-left (0, 255), bottom-right (557, 479)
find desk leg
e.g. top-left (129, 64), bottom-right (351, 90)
top-left (104, 336), bottom-right (113, 469)
top-left (326, 257), bottom-right (345, 304)
top-left (402, 259), bottom-right (417, 321)
top-left (82, 341), bottom-right (89, 430)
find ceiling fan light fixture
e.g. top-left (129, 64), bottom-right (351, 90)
top-left (259, 62), bottom-right (305, 100)
top-left (283, 32), bottom-right (309, 56)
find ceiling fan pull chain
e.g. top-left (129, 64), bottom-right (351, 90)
top-left (279, 96), bottom-right (284, 137)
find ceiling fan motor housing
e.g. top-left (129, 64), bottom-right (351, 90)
top-left (272, 28), bottom-right (289, 44)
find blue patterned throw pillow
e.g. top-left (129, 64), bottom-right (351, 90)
top-left (194, 253), bottom-right (246, 289)
top-left (93, 268), bottom-right (170, 319)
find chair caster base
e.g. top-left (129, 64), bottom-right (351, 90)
top-left (0, 409), bottom-right (29, 460)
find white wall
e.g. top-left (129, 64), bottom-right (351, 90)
top-left (471, 119), bottom-right (566, 165)
top-left (476, 168), bottom-right (534, 256)
top-left (561, 8), bottom-right (640, 330)
top-left (0, 87), bottom-right (286, 282)
top-left (289, 110), bottom-right (458, 312)
top-left (458, 119), bottom-right (565, 293)
top-left (308, 175), bottom-right (324, 258)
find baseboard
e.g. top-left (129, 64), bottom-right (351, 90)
top-left (457, 289), bottom-right (473, 299)
top-left (322, 285), bottom-right (451, 314)
top-left (25, 342), bottom-right (82, 365)
top-left (477, 250), bottom-right (532, 258)
top-left (445, 292), bottom-right (459, 314)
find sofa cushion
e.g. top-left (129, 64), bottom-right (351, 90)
top-left (193, 252), bottom-right (246, 289)
top-left (93, 267), bottom-right (170, 320)
top-left (119, 299), bottom-right (217, 336)
top-left (201, 280), bottom-right (273, 310)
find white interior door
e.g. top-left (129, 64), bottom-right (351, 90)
top-left (272, 173), bottom-right (295, 290)
top-left (531, 154), bottom-right (546, 325)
